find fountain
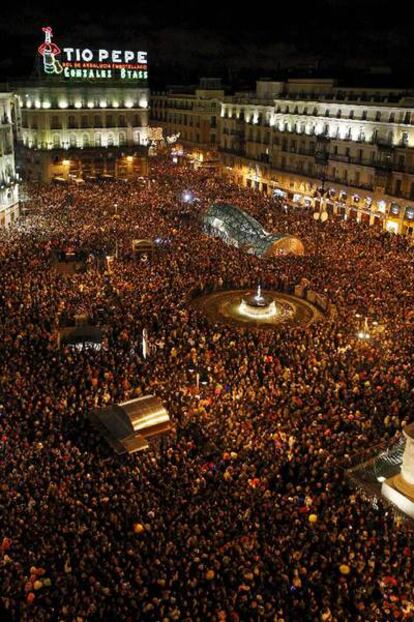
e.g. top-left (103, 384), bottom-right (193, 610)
top-left (238, 285), bottom-right (279, 319)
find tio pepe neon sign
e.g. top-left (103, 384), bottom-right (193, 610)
top-left (38, 26), bottom-right (148, 81)
top-left (63, 49), bottom-right (147, 64)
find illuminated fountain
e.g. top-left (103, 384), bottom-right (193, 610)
top-left (191, 286), bottom-right (323, 329)
top-left (238, 285), bottom-right (279, 319)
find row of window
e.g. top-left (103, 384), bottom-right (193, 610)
top-left (241, 146), bottom-right (414, 199)
top-left (243, 122), bottom-right (411, 147)
top-left (152, 99), bottom-right (194, 110)
top-left (223, 108), bottom-right (412, 125)
top-left (23, 132), bottom-right (142, 149)
top-left (275, 91), bottom-right (403, 103)
top-left (274, 106), bottom-right (411, 124)
top-left (152, 110), bottom-right (217, 127)
top-left (152, 99), bottom-right (218, 110)
top-left (276, 138), bottom-right (411, 169)
top-left (22, 114), bottom-right (144, 130)
top-left (161, 115), bottom-right (201, 128)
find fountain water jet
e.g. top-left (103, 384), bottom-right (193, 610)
top-left (238, 285), bottom-right (279, 319)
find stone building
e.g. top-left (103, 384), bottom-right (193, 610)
top-left (152, 76), bottom-right (414, 234)
top-left (15, 81), bottom-right (149, 182)
top-left (151, 78), bottom-right (223, 167)
top-left (13, 26), bottom-right (150, 182)
top-left (0, 89), bottom-right (19, 227)
top-left (220, 79), bottom-right (414, 234)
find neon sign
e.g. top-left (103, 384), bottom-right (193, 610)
top-left (38, 27), bottom-right (63, 75)
top-left (38, 27), bottom-right (148, 82)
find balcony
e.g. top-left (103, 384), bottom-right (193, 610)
top-left (392, 163), bottom-right (414, 175)
top-left (330, 154), bottom-right (375, 168)
top-left (346, 180), bottom-right (374, 191)
top-left (280, 146), bottom-right (315, 157)
top-left (329, 153), bottom-right (350, 163)
top-left (374, 139), bottom-right (394, 150)
top-left (219, 146), bottom-right (246, 157)
top-left (374, 160), bottom-right (393, 173)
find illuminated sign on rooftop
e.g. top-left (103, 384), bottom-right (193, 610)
top-left (38, 26), bottom-right (148, 82)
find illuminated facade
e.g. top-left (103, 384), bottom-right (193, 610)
top-left (151, 78), bottom-right (223, 166)
top-left (14, 27), bottom-right (149, 182)
top-left (0, 91), bottom-right (19, 227)
top-left (220, 79), bottom-right (414, 234)
top-left (16, 83), bottom-right (149, 181)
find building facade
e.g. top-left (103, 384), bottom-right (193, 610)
top-left (219, 79), bottom-right (414, 234)
top-left (12, 26), bottom-right (150, 182)
top-left (151, 78), bottom-right (223, 166)
top-left (15, 82), bottom-right (149, 182)
top-left (0, 90), bottom-right (19, 227)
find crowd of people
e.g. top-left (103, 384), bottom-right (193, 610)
top-left (1, 157), bottom-right (414, 621)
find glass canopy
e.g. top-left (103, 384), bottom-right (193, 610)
top-left (203, 203), bottom-right (304, 257)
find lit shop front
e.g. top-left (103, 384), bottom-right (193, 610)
top-left (15, 26), bottom-right (149, 182)
top-left (221, 157), bottom-right (414, 233)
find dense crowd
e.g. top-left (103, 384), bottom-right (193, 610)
top-left (1, 157), bottom-right (414, 622)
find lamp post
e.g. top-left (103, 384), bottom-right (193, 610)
top-left (355, 314), bottom-right (371, 341)
top-left (187, 361), bottom-right (209, 394)
top-left (142, 328), bottom-right (148, 360)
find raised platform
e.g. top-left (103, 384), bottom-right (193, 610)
top-left (382, 476), bottom-right (414, 519)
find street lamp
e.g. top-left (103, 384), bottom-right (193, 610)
top-left (182, 190), bottom-right (193, 204)
top-left (200, 372), bottom-right (209, 386)
top-left (187, 362), bottom-right (209, 392)
top-left (356, 314), bottom-right (371, 340)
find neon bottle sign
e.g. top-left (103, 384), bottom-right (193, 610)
top-left (37, 26), bottom-right (148, 81)
top-left (38, 26), bottom-right (63, 75)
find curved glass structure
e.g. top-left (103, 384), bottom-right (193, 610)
top-left (203, 203), bottom-right (304, 257)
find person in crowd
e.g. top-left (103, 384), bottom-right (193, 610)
top-left (0, 157), bottom-right (413, 621)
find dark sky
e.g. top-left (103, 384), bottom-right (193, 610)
top-left (1, 0), bottom-right (414, 87)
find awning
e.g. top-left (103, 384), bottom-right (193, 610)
top-left (89, 395), bottom-right (172, 454)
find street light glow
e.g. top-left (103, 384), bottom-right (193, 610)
top-left (182, 191), bottom-right (193, 203)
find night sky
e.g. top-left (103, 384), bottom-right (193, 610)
top-left (1, 0), bottom-right (414, 88)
